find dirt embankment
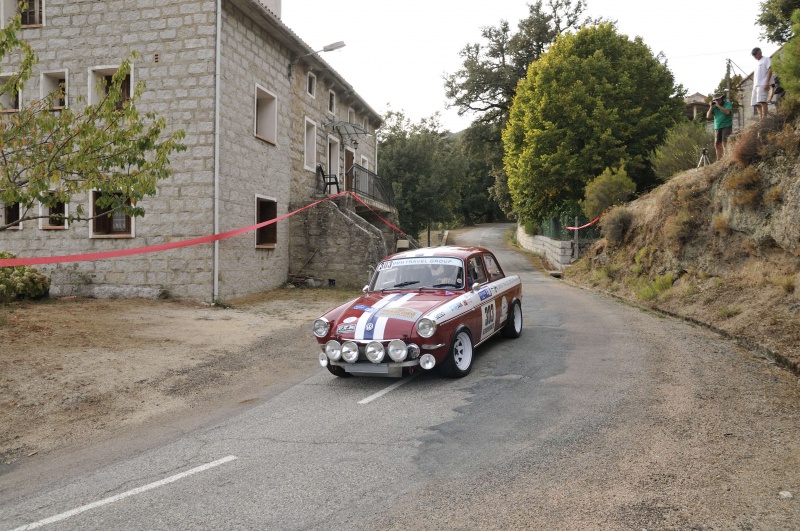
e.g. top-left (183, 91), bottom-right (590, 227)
top-left (0, 288), bottom-right (359, 469)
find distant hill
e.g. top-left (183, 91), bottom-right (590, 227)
top-left (565, 114), bottom-right (800, 374)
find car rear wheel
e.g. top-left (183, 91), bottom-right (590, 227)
top-left (327, 364), bottom-right (352, 378)
top-left (440, 328), bottom-right (473, 378)
top-left (501, 300), bottom-right (522, 339)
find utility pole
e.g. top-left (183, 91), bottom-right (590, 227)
top-left (726, 58), bottom-right (731, 99)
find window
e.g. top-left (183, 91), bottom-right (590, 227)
top-left (304, 117), bottom-right (316, 171)
top-left (306, 72), bottom-right (316, 98)
top-left (328, 90), bottom-right (335, 115)
top-left (467, 257), bottom-right (488, 287)
top-left (39, 193), bottom-right (68, 229)
top-left (254, 84), bottom-right (277, 144)
top-left (1, 0), bottom-right (43, 27)
top-left (91, 192), bottom-right (132, 237)
top-left (483, 255), bottom-right (504, 282)
top-left (347, 107), bottom-right (355, 123)
top-left (3, 202), bottom-right (21, 230)
top-left (360, 155), bottom-right (369, 170)
top-left (20, 0), bottom-right (42, 25)
top-left (328, 136), bottom-right (340, 183)
top-left (0, 73), bottom-right (21, 113)
top-left (41, 70), bottom-right (67, 109)
top-left (88, 66), bottom-right (132, 108)
top-left (255, 196), bottom-right (277, 248)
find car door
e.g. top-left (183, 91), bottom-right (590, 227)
top-left (466, 255), bottom-right (498, 343)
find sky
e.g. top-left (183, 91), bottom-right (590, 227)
top-left (281, 0), bottom-right (771, 132)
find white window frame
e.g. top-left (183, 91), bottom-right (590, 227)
top-left (327, 89), bottom-right (336, 116)
top-left (360, 155), bottom-right (369, 170)
top-left (89, 190), bottom-right (135, 239)
top-left (41, 69), bottom-right (68, 109)
top-left (0, 72), bottom-right (21, 113)
top-left (328, 135), bottom-right (341, 185)
top-left (347, 107), bottom-right (355, 123)
top-left (88, 65), bottom-right (134, 106)
top-left (2, 0), bottom-right (45, 28)
top-left (306, 71), bottom-right (316, 98)
top-left (254, 194), bottom-right (278, 249)
top-left (304, 117), bottom-right (317, 171)
top-left (38, 192), bottom-right (69, 230)
top-left (254, 83), bottom-right (277, 145)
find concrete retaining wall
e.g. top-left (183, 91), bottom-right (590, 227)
top-left (515, 225), bottom-right (594, 270)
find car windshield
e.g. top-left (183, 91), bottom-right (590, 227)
top-left (370, 257), bottom-right (465, 291)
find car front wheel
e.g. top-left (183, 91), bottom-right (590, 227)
top-left (440, 328), bottom-right (473, 378)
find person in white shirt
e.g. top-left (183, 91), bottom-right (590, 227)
top-left (751, 47), bottom-right (772, 120)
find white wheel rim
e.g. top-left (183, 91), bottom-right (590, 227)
top-left (513, 304), bottom-right (522, 332)
top-left (453, 332), bottom-right (473, 371)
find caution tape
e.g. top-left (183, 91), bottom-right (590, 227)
top-left (566, 217), bottom-right (600, 231)
top-left (0, 191), bottom-right (405, 268)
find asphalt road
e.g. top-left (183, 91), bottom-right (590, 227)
top-left (2, 224), bottom-right (798, 529)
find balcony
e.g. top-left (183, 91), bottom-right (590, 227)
top-left (343, 163), bottom-right (396, 215)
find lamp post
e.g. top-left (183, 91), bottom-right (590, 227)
top-left (287, 41), bottom-right (346, 78)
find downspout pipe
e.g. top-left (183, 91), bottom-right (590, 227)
top-left (213, 0), bottom-right (222, 302)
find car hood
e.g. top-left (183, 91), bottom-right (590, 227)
top-left (329, 291), bottom-right (458, 342)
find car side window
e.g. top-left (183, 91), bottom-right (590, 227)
top-left (467, 257), bottom-right (488, 286)
top-left (483, 255), bottom-right (503, 282)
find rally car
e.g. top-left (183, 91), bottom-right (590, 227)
top-left (312, 246), bottom-right (523, 378)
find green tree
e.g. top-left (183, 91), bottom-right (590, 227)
top-left (444, 0), bottom-right (590, 217)
top-left (377, 111), bottom-right (465, 238)
top-left (773, 9), bottom-right (800, 107)
top-left (757, 0), bottom-right (800, 43)
top-left (503, 23), bottom-right (685, 223)
top-left (580, 163), bottom-right (636, 219)
top-left (0, 12), bottom-right (186, 231)
top-left (651, 120), bottom-right (714, 181)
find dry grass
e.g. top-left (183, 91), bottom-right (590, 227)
top-left (602, 207), bottom-right (633, 247)
top-left (711, 213), bottom-right (731, 236)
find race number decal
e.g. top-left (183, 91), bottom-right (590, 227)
top-left (481, 300), bottom-right (496, 341)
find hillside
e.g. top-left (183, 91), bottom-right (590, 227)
top-left (564, 115), bottom-right (800, 374)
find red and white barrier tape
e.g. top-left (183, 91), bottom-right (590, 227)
top-left (0, 191), bottom-right (405, 268)
top-left (566, 217), bottom-right (600, 231)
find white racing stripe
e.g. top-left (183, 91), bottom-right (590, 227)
top-left (358, 374), bottom-right (418, 404)
top-left (11, 456), bottom-right (238, 531)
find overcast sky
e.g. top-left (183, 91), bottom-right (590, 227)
top-left (282, 0), bottom-right (770, 132)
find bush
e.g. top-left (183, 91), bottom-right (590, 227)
top-left (730, 127), bottom-right (761, 167)
top-left (601, 207), bottom-right (633, 247)
top-left (651, 120), bottom-right (714, 180)
top-left (0, 252), bottom-right (51, 302)
top-left (725, 166), bottom-right (762, 206)
top-left (581, 163), bottom-right (636, 220)
top-left (773, 10), bottom-right (800, 116)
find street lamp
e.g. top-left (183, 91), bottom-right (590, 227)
top-left (287, 41), bottom-right (346, 78)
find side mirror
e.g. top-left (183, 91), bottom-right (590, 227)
top-left (362, 285), bottom-right (369, 293)
top-left (472, 282), bottom-right (484, 292)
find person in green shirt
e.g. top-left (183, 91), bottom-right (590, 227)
top-left (706, 92), bottom-right (733, 160)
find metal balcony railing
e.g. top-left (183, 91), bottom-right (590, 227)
top-left (346, 164), bottom-right (395, 209)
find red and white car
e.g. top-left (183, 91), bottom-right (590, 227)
top-left (312, 246), bottom-right (523, 378)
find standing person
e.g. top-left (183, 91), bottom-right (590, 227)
top-left (706, 92), bottom-right (733, 160)
top-left (752, 47), bottom-right (772, 120)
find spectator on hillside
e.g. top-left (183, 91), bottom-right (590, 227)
top-left (706, 92), bottom-right (733, 160)
top-left (752, 47), bottom-right (772, 120)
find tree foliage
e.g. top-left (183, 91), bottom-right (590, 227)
top-left (377, 111), bottom-right (466, 238)
top-left (773, 9), bottom-right (800, 109)
top-left (444, 0), bottom-right (590, 218)
top-left (757, 0), bottom-right (800, 43)
top-left (0, 13), bottom-right (186, 231)
top-left (503, 23), bottom-right (685, 223)
top-left (650, 120), bottom-right (714, 181)
top-left (580, 163), bottom-right (636, 219)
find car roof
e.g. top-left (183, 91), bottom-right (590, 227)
top-left (384, 246), bottom-right (491, 261)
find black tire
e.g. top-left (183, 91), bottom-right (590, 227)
top-left (439, 328), bottom-right (474, 378)
top-left (501, 300), bottom-right (522, 339)
top-left (327, 364), bottom-right (352, 378)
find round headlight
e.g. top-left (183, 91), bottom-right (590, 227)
top-left (318, 352), bottom-right (329, 367)
top-left (407, 343), bottom-right (420, 359)
top-left (341, 341), bottom-right (359, 363)
top-left (387, 339), bottom-right (408, 362)
top-left (420, 353), bottom-right (436, 370)
top-left (366, 341), bottom-right (385, 363)
top-left (313, 318), bottom-right (331, 338)
top-left (416, 317), bottom-right (437, 338)
top-left (325, 340), bottom-right (342, 361)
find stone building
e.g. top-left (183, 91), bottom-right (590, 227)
top-left (0, 0), bottom-right (397, 301)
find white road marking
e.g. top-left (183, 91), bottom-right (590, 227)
top-left (11, 455), bottom-right (238, 531)
top-left (358, 374), bottom-right (418, 405)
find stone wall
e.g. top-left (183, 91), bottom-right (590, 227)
top-left (515, 225), bottom-right (594, 270)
